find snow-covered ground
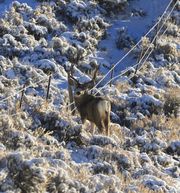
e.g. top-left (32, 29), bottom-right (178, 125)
top-left (0, 0), bottom-right (179, 193)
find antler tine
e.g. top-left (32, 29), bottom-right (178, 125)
top-left (69, 74), bottom-right (81, 85)
top-left (92, 64), bottom-right (99, 81)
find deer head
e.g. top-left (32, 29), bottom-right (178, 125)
top-left (64, 63), bottom-right (99, 91)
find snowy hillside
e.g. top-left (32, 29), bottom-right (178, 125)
top-left (0, 0), bottom-right (180, 193)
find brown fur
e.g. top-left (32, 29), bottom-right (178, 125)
top-left (74, 91), bottom-right (111, 136)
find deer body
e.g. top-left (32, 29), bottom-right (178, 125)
top-left (74, 92), bottom-right (111, 136)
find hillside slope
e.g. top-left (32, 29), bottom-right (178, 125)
top-left (0, 1), bottom-right (179, 193)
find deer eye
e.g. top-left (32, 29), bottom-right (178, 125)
top-left (76, 91), bottom-right (81, 95)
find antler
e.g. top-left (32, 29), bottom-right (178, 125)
top-left (70, 64), bottom-right (99, 90)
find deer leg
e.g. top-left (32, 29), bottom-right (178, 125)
top-left (99, 120), bottom-right (106, 135)
top-left (81, 117), bottom-right (86, 124)
top-left (104, 115), bottom-right (110, 136)
top-left (91, 122), bottom-right (95, 135)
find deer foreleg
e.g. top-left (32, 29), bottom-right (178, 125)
top-left (100, 120), bottom-right (106, 135)
top-left (91, 122), bottom-right (95, 135)
top-left (104, 116), bottom-right (110, 136)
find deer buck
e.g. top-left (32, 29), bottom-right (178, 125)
top-left (64, 63), bottom-right (111, 136)
top-left (74, 90), bottom-right (111, 136)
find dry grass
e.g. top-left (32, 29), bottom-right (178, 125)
top-left (118, 172), bottom-right (175, 193)
top-left (110, 123), bottom-right (125, 144)
top-left (72, 166), bottom-right (91, 184)
top-left (151, 115), bottom-right (180, 141)
top-left (138, 185), bottom-right (165, 193)
top-left (131, 113), bottom-right (180, 141)
top-left (163, 88), bottom-right (180, 118)
top-left (115, 81), bottom-right (130, 93)
top-left (0, 151), bottom-right (7, 160)
top-left (32, 127), bottom-right (53, 138)
top-left (131, 116), bottom-right (151, 130)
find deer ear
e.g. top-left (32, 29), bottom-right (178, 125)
top-left (84, 89), bottom-right (88, 94)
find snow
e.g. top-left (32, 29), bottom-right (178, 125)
top-left (142, 175), bottom-right (166, 191)
top-left (0, 0), bottom-right (179, 192)
top-left (35, 59), bottom-right (57, 73)
top-left (0, 0), bottom-right (38, 16)
top-left (5, 68), bottom-right (16, 79)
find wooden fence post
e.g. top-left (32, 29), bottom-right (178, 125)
top-left (67, 72), bottom-right (75, 115)
top-left (46, 75), bottom-right (52, 102)
top-left (110, 64), bottom-right (114, 87)
top-left (134, 48), bottom-right (143, 75)
top-left (154, 17), bottom-right (161, 46)
top-left (19, 84), bottom-right (26, 109)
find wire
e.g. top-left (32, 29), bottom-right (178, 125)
top-left (0, 0), bottom-right (177, 118)
top-left (0, 75), bottom-right (49, 104)
top-left (97, 0), bottom-right (178, 94)
top-left (136, 0), bottom-right (177, 72)
top-left (90, 0), bottom-right (174, 91)
top-left (69, 0), bottom-right (177, 114)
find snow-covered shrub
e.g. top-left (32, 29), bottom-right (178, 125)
top-left (0, 76), bottom-right (18, 89)
top-left (142, 175), bottom-right (176, 192)
top-left (66, 45), bottom-right (78, 62)
top-left (20, 34), bottom-right (37, 48)
top-left (156, 38), bottom-right (178, 61)
top-left (12, 1), bottom-right (33, 14)
top-left (136, 37), bottom-right (154, 57)
top-left (76, 45), bottom-right (87, 60)
top-left (0, 19), bottom-right (10, 37)
top-left (171, 10), bottom-right (180, 25)
top-left (90, 135), bottom-right (117, 147)
top-left (74, 31), bottom-right (87, 42)
top-left (36, 14), bottom-right (57, 32)
top-left (58, 22), bottom-right (68, 33)
top-left (65, 0), bottom-right (89, 21)
top-left (10, 25), bottom-right (28, 38)
top-left (77, 17), bottom-right (108, 34)
top-left (29, 4), bottom-right (67, 34)
top-left (163, 88), bottom-right (180, 118)
top-left (166, 141), bottom-right (180, 155)
top-left (88, 174), bottom-right (121, 192)
top-left (164, 22), bottom-right (179, 37)
top-left (24, 21), bottom-right (48, 40)
top-left (62, 0), bottom-right (103, 22)
top-left (4, 7), bottom-right (23, 26)
top-left (35, 59), bottom-right (57, 73)
top-left (51, 36), bottom-right (65, 49)
top-left (116, 27), bottom-right (135, 49)
top-left (92, 162), bottom-right (115, 175)
top-left (7, 153), bottom-right (48, 192)
top-left (31, 110), bottom-right (81, 143)
top-left (2, 34), bottom-right (18, 47)
top-left (97, 0), bottom-right (128, 12)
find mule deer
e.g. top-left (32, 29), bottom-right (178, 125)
top-left (64, 63), bottom-right (99, 114)
top-left (74, 91), bottom-right (111, 136)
